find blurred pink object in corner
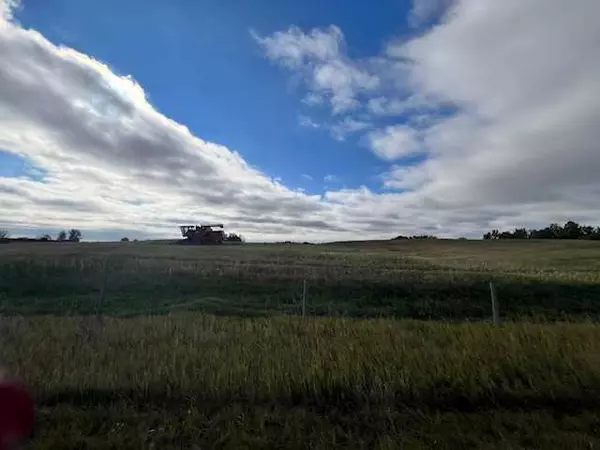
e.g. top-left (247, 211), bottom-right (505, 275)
top-left (0, 368), bottom-right (34, 450)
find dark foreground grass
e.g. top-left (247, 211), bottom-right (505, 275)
top-left (2, 240), bottom-right (600, 447)
top-left (2, 239), bottom-right (600, 320)
top-left (2, 314), bottom-right (600, 448)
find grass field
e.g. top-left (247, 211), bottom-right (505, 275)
top-left (2, 239), bottom-right (600, 319)
top-left (1, 239), bottom-right (600, 448)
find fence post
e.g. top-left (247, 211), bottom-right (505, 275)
top-left (489, 281), bottom-right (499, 324)
top-left (302, 279), bottom-right (307, 317)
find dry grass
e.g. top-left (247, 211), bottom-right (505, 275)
top-left (2, 314), bottom-right (600, 448)
top-left (2, 239), bottom-right (600, 319)
top-left (2, 239), bottom-right (600, 447)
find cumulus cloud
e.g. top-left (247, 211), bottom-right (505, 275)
top-left (0, 9), bottom-right (346, 241)
top-left (257, 0), bottom-right (600, 235)
top-left (368, 125), bottom-right (422, 160)
top-left (329, 117), bottom-right (371, 141)
top-left (299, 113), bottom-right (370, 140)
top-left (0, 4), bottom-right (448, 241)
top-left (0, 0), bottom-right (19, 22)
top-left (252, 26), bottom-right (379, 114)
top-left (382, 164), bottom-right (429, 191)
top-left (391, 0), bottom-right (600, 212)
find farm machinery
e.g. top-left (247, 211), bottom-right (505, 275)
top-left (179, 224), bottom-right (225, 245)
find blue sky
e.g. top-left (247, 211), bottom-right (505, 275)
top-left (1, 0), bottom-right (599, 241)
top-left (12, 0), bottom-right (416, 194)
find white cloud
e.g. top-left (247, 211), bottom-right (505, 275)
top-left (258, 0), bottom-right (600, 236)
top-left (253, 26), bottom-right (379, 114)
top-left (0, 11), bottom-right (344, 241)
top-left (301, 173), bottom-right (313, 181)
top-left (367, 97), bottom-right (410, 116)
top-left (0, 7), bottom-right (450, 241)
top-left (382, 164), bottom-right (429, 190)
top-left (298, 115), bottom-right (320, 129)
top-left (366, 94), bottom-right (437, 117)
top-left (0, 0), bottom-right (20, 22)
top-left (368, 125), bottom-right (422, 160)
top-left (302, 93), bottom-right (324, 106)
top-left (251, 25), bottom-right (343, 68)
top-left (300, 114), bottom-right (370, 140)
top-left (324, 174), bottom-right (340, 183)
top-left (3, 1), bottom-right (600, 242)
top-left (329, 117), bottom-right (371, 141)
top-left (389, 0), bottom-right (600, 211)
top-left (409, 0), bottom-right (454, 27)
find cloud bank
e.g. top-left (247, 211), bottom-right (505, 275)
top-left (2, 0), bottom-right (600, 241)
top-left (256, 0), bottom-right (600, 233)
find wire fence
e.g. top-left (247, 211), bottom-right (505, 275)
top-left (2, 254), bottom-right (599, 323)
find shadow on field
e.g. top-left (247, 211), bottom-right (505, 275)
top-left (38, 385), bottom-right (600, 414)
top-left (3, 277), bottom-right (600, 321)
top-left (2, 259), bottom-right (600, 320)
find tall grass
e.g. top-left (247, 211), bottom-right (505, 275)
top-left (2, 315), bottom-right (600, 448)
top-left (2, 241), bottom-right (600, 447)
top-left (2, 239), bottom-right (600, 319)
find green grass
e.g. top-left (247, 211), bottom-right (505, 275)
top-left (1, 239), bottom-right (600, 319)
top-left (2, 239), bottom-right (600, 447)
top-left (2, 315), bottom-right (600, 448)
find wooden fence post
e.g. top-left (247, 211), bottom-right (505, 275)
top-left (489, 281), bottom-right (499, 324)
top-left (302, 279), bottom-right (307, 317)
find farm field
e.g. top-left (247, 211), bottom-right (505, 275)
top-left (1, 239), bottom-right (600, 448)
top-left (2, 239), bottom-right (600, 319)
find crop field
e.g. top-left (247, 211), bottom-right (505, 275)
top-left (1, 239), bottom-right (600, 448)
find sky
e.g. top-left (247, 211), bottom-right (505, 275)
top-left (0, 0), bottom-right (599, 242)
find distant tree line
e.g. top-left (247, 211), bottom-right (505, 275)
top-left (56, 229), bottom-right (82, 242)
top-left (483, 221), bottom-right (600, 240)
top-left (1, 228), bottom-right (82, 242)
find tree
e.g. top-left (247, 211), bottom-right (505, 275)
top-left (581, 225), bottom-right (595, 238)
top-left (549, 223), bottom-right (563, 238)
top-left (483, 229), bottom-right (500, 240)
top-left (39, 234), bottom-right (52, 241)
top-left (0, 229), bottom-right (8, 239)
top-left (57, 230), bottom-right (67, 241)
top-left (562, 221), bottom-right (582, 239)
top-left (68, 229), bottom-right (82, 242)
top-left (486, 220), bottom-right (600, 240)
top-left (530, 227), bottom-right (554, 239)
top-left (121, 237), bottom-right (130, 242)
top-left (512, 228), bottom-right (529, 239)
top-left (225, 233), bottom-right (243, 242)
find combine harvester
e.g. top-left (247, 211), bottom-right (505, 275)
top-left (179, 224), bottom-right (225, 245)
